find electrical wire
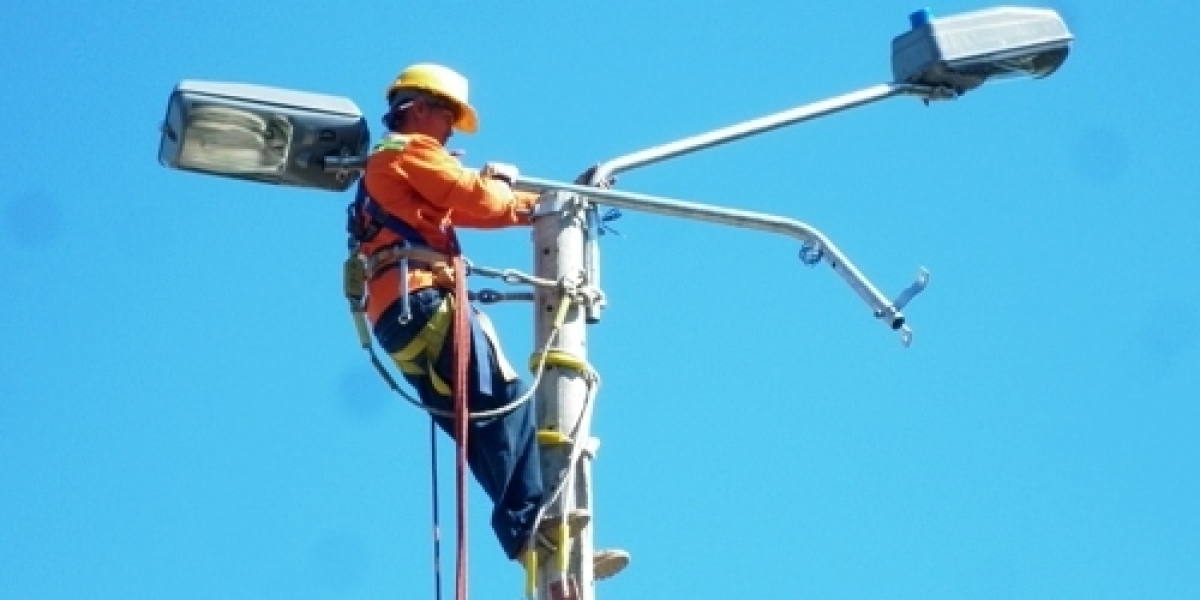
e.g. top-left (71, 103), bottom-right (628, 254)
top-left (429, 418), bottom-right (444, 600)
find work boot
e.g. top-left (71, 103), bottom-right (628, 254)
top-left (592, 548), bottom-right (630, 581)
top-left (533, 509), bottom-right (590, 552)
top-left (517, 548), bottom-right (631, 582)
top-left (519, 510), bottom-right (631, 581)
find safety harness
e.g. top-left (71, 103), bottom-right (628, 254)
top-left (343, 143), bottom-right (518, 403)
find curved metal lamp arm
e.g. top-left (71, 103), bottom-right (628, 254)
top-left (515, 176), bottom-right (927, 346)
top-left (567, 82), bottom-right (944, 331)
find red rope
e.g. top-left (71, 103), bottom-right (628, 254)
top-left (451, 247), bottom-right (471, 600)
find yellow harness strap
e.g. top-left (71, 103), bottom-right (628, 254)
top-left (388, 295), bottom-right (519, 397)
top-left (390, 295), bottom-right (455, 394)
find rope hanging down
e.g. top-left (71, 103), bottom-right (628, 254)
top-left (429, 419), bottom-right (444, 600)
top-left (450, 247), bottom-right (471, 600)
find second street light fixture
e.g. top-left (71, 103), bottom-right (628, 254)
top-left (518, 5), bottom-right (1077, 341)
top-left (892, 6), bottom-right (1073, 94)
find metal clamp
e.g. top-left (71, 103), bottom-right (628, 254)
top-left (532, 190), bottom-right (582, 218)
top-left (471, 289), bottom-right (535, 304)
top-left (556, 271), bottom-right (605, 309)
top-left (397, 242), bottom-right (412, 324)
top-left (893, 268), bottom-right (930, 311)
top-left (466, 260), bottom-right (559, 289)
top-left (876, 268), bottom-right (930, 347)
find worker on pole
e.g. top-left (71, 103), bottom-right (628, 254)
top-left (347, 63), bottom-right (626, 581)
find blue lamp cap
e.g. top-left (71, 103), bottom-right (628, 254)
top-left (909, 8), bottom-right (933, 28)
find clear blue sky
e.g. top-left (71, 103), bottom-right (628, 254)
top-left (2, 1), bottom-right (1197, 598)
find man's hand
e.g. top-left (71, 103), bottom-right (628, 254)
top-left (481, 162), bottom-right (519, 185)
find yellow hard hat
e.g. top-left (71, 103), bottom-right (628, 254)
top-left (386, 63), bottom-right (479, 134)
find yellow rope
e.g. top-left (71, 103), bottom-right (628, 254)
top-left (528, 349), bottom-right (591, 375)
top-left (537, 430), bottom-right (572, 447)
top-left (522, 548), bottom-right (537, 598)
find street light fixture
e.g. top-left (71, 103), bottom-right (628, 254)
top-left (158, 80), bottom-right (369, 192)
top-left (892, 6), bottom-right (1073, 94)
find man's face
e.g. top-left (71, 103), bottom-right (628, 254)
top-left (413, 96), bottom-right (458, 145)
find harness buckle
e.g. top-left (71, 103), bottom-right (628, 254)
top-left (398, 243), bottom-right (412, 324)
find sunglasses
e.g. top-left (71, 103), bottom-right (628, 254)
top-left (421, 96), bottom-right (461, 122)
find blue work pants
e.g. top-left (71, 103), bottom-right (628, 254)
top-left (373, 287), bottom-right (543, 559)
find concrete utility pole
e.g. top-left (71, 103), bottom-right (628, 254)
top-left (531, 190), bottom-right (598, 600)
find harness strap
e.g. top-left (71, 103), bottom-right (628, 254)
top-left (389, 296), bottom-right (455, 395)
top-left (348, 175), bottom-right (431, 249)
top-left (364, 244), bottom-right (451, 271)
top-left (363, 194), bottom-right (427, 245)
top-left (366, 245), bottom-right (459, 289)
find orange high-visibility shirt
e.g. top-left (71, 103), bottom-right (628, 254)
top-left (360, 133), bottom-right (538, 323)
